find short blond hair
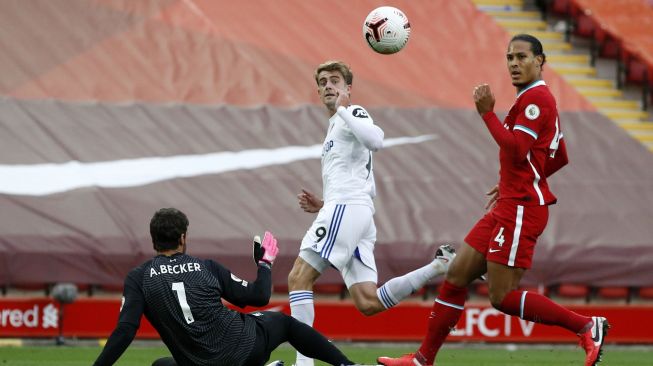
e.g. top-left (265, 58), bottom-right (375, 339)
top-left (314, 60), bottom-right (353, 86)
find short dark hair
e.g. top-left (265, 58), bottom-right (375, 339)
top-left (150, 208), bottom-right (189, 251)
top-left (510, 34), bottom-right (546, 68)
top-left (314, 60), bottom-right (354, 86)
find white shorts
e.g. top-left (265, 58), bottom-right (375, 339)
top-left (299, 203), bottom-right (377, 288)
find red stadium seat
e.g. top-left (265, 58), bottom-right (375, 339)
top-left (313, 284), bottom-right (346, 296)
top-left (626, 57), bottom-right (649, 84)
top-left (274, 284), bottom-right (347, 299)
top-left (557, 0), bottom-right (653, 89)
top-left (421, 284), bottom-right (440, 300)
top-left (273, 284), bottom-right (289, 294)
top-left (475, 283), bottom-right (489, 297)
top-left (11, 283), bottom-right (50, 295)
top-left (518, 285), bottom-right (549, 296)
top-left (555, 284), bottom-right (589, 302)
top-left (574, 14), bottom-right (598, 38)
top-left (638, 287), bottom-right (653, 300)
top-left (410, 286), bottom-right (428, 300)
top-left (552, 0), bottom-right (571, 14)
top-left (99, 284), bottom-right (123, 293)
top-left (12, 283), bottom-right (48, 290)
top-left (596, 286), bottom-right (630, 303)
top-left (473, 284), bottom-right (547, 299)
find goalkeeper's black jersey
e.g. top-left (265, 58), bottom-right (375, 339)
top-left (115, 253), bottom-right (271, 366)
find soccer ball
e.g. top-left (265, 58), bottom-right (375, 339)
top-left (363, 6), bottom-right (411, 54)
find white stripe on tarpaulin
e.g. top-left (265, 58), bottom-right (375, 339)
top-left (0, 135), bottom-right (436, 196)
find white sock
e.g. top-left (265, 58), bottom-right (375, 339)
top-left (377, 260), bottom-right (443, 309)
top-left (289, 291), bottom-right (314, 366)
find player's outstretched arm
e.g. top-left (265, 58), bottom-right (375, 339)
top-left (93, 277), bottom-right (144, 365)
top-left (335, 87), bottom-right (383, 151)
top-left (297, 189), bottom-right (323, 213)
top-left (211, 232), bottom-right (278, 307)
top-left (336, 105), bottom-right (384, 151)
top-left (93, 323), bottom-right (138, 366)
top-left (254, 231), bottom-right (279, 267)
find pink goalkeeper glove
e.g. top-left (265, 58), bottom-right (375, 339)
top-left (254, 231), bottom-right (279, 266)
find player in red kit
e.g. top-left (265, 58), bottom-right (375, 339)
top-left (378, 34), bottom-right (609, 366)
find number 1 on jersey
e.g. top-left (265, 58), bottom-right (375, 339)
top-left (172, 282), bottom-right (195, 324)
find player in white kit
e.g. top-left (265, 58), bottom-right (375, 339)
top-left (286, 61), bottom-right (455, 366)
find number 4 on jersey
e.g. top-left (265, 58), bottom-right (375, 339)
top-left (549, 117), bottom-right (561, 158)
top-left (172, 282), bottom-right (195, 324)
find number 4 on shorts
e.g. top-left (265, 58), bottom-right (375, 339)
top-left (494, 227), bottom-right (505, 247)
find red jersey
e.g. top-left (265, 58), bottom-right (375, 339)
top-left (483, 80), bottom-right (567, 206)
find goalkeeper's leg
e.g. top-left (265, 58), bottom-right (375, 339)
top-left (151, 357), bottom-right (176, 366)
top-left (246, 311), bottom-right (355, 366)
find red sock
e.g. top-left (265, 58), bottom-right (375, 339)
top-left (417, 281), bottom-right (467, 363)
top-left (498, 290), bottom-right (592, 333)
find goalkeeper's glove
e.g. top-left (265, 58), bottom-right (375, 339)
top-left (252, 231), bottom-right (278, 267)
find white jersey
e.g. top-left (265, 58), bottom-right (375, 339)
top-left (321, 105), bottom-right (384, 208)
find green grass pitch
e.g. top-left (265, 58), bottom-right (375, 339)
top-left (0, 343), bottom-right (651, 365)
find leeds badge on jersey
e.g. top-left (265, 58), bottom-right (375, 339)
top-left (351, 107), bottom-right (369, 118)
top-left (525, 104), bottom-right (540, 120)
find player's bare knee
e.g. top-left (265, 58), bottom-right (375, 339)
top-left (288, 259), bottom-right (320, 291)
top-left (444, 266), bottom-right (469, 288)
top-left (354, 299), bottom-right (383, 316)
top-left (489, 290), bottom-right (509, 309)
top-left (351, 288), bottom-right (384, 316)
top-left (359, 305), bottom-right (381, 317)
top-left (287, 266), bottom-right (300, 287)
top-left (287, 268), bottom-right (310, 290)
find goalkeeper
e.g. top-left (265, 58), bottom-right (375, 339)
top-left (93, 207), bottom-right (357, 366)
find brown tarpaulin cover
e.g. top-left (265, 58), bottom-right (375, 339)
top-left (0, 1), bottom-right (651, 288)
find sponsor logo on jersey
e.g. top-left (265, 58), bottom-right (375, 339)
top-left (322, 140), bottom-right (334, 156)
top-left (352, 107), bottom-right (369, 118)
top-left (525, 104), bottom-right (540, 120)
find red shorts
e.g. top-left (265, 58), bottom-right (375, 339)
top-left (464, 201), bottom-right (548, 269)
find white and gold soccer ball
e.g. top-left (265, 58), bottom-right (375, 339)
top-left (363, 6), bottom-right (411, 55)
